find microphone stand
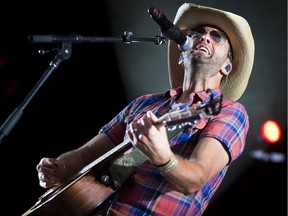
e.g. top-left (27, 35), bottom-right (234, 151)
top-left (0, 31), bottom-right (166, 144)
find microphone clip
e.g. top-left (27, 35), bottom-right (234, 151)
top-left (121, 31), bottom-right (167, 45)
top-left (154, 35), bottom-right (167, 45)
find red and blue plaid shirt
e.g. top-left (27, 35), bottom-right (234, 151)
top-left (100, 88), bottom-right (249, 216)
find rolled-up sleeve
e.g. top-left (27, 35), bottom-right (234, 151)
top-left (200, 100), bottom-right (249, 164)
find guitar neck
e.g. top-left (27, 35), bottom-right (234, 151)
top-left (81, 139), bottom-right (132, 175)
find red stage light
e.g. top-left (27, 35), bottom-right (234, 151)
top-left (261, 120), bottom-right (282, 144)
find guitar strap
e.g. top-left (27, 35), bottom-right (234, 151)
top-left (108, 125), bottom-right (189, 190)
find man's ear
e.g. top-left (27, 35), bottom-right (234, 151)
top-left (221, 63), bottom-right (232, 75)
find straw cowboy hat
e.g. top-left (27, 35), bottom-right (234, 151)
top-left (168, 3), bottom-right (255, 101)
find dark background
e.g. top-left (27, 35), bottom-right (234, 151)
top-left (0, 1), bottom-right (286, 215)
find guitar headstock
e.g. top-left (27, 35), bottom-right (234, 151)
top-left (157, 89), bottom-right (222, 129)
top-left (196, 89), bottom-right (222, 116)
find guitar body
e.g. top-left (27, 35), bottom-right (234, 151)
top-left (22, 169), bottom-right (116, 216)
top-left (22, 141), bottom-right (134, 216)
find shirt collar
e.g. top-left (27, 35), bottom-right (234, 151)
top-left (167, 87), bottom-right (223, 105)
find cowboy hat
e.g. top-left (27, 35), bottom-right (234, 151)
top-left (168, 3), bottom-right (255, 101)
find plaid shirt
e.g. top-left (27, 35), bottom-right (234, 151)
top-left (100, 88), bottom-right (249, 216)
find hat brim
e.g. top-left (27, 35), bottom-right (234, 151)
top-left (168, 3), bottom-right (255, 101)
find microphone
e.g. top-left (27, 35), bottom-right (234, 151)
top-left (148, 6), bottom-right (193, 51)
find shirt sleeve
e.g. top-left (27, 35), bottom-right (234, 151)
top-left (199, 100), bottom-right (249, 164)
top-left (99, 100), bottom-right (134, 146)
top-left (99, 92), bottom-right (168, 147)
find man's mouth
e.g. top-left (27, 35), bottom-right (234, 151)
top-left (195, 45), bottom-right (210, 55)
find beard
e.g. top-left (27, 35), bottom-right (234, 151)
top-left (185, 54), bottom-right (223, 80)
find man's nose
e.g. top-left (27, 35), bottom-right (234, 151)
top-left (200, 33), bottom-right (211, 44)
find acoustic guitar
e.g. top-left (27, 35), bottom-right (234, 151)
top-left (21, 90), bottom-right (222, 216)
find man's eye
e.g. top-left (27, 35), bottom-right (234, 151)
top-left (190, 31), bottom-right (202, 38)
top-left (210, 32), bottom-right (222, 42)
